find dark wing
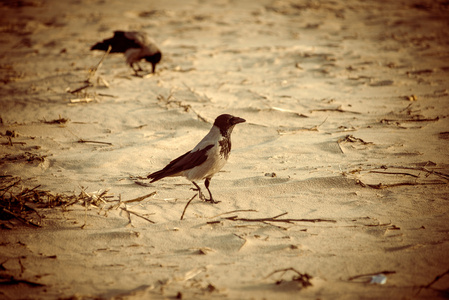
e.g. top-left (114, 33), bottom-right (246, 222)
top-left (90, 31), bottom-right (142, 53)
top-left (148, 144), bottom-right (214, 182)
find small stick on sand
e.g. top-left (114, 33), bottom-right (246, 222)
top-left (209, 209), bottom-right (258, 219)
top-left (265, 267), bottom-right (313, 288)
top-left (70, 98), bottom-right (94, 103)
top-left (41, 115), bottom-right (70, 124)
top-left (121, 192), bottom-right (157, 204)
top-left (308, 117), bottom-right (328, 131)
top-left (417, 268), bottom-right (449, 294)
top-left (380, 117), bottom-right (439, 123)
top-left (368, 170), bottom-right (419, 178)
top-left (0, 208), bottom-right (41, 227)
top-left (18, 257), bottom-right (25, 275)
top-left (157, 90), bottom-right (209, 123)
top-left (78, 139), bottom-right (112, 146)
top-left (338, 135), bottom-right (373, 145)
top-left (337, 135), bottom-right (373, 154)
top-left (0, 276), bottom-right (46, 287)
top-left (337, 141), bottom-right (345, 154)
top-left (67, 45), bottom-right (111, 99)
top-left (180, 194), bottom-right (198, 220)
top-left (222, 212), bottom-right (336, 224)
top-left (356, 181), bottom-right (446, 189)
top-left (347, 165), bottom-right (449, 181)
top-left (310, 106), bottom-right (361, 114)
top-left (108, 192), bottom-right (156, 210)
top-left (87, 45), bottom-right (112, 82)
top-left (68, 83), bottom-right (93, 94)
top-left (348, 270), bottom-right (396, 281)
top-left (384, 165), bottom-right (449, 181)
top-left (120, 206), bottom-right (155, 224)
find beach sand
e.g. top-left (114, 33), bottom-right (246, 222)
top-left (1, 0), bottom-right (449, 299)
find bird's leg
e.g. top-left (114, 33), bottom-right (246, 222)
top-left (204, 178), bottom-right (220, 204)
top-left (151, 63), bottom-right (156, 74)
top-left (191, 181), bottom-right (206, 201)
top-left (131, 63), bottom-right (139, 75)
top-left (131, 63), bottom-right (143, 75)
top-left (135, 62), bottom-right (144, 72)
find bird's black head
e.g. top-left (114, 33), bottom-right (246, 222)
top-left (213, 114), bottom-right (246, 136)
top-left (145, 52), bottom-right (162, 73)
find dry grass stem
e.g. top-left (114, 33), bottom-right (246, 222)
top-left (87, 45), bottom-right (112, 82)
top-left (418, 268), bottom-right (449, 294)
top-left (180, 194), bottom-right (198, 220)
top-left (380, 117), bottom-right (439, 124)
top-left (265, 268), bottom-right (313, 288)
top-left (0, 177), bottom-right (114, 228)
top-left (209, 209), bottom-right (258, 219)
top-left (68, 83), bottom-right (93, 94)
top-left (77, 139), bottom-right (113, 146)
top-left (356, 180), bottom-right (446, 189)
top-left (40, 115), bottom-right (70, 124)
top-left (218, 212), bottom-right (336, 224)
top-left (120, 206), bottom-right (155, 224)
top-left (310, 106), bottom-right (361, 114)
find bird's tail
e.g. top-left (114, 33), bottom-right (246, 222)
top-left (90, 42), bottom-right (110, 51)
top-left (147, 170), bottom-right (167, 183)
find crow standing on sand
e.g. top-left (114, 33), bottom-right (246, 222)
top-left (147, 114), bottom-right (246, 203)
top-left (90, 31), bottom-right (162, 74)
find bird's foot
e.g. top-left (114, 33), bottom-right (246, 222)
top-left (189, 187), bottom-right (220, 204)
top-left (204, 198), bottom-right (221, 204)
top-left (190, 187), bottom-right (206, 201)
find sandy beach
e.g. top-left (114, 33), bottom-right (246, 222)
top-left (1, 0), bottom-right (449, 299)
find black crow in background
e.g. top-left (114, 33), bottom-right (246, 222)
top-left (91, 31), bottom-right (162, 74)
top-left (148, 114), bottom-right (246, 203)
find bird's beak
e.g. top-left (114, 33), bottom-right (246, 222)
top-left (231, 116), bottom-right (246, 125)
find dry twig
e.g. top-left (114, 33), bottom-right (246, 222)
top-left (386, 165), bottom-right (449, 181)
top-left (67, 83), bottom-right (93, 94)
top-left (338, 135), bottom-right (373, 145)
top-left (120, 206), bottom-right (155, 224)
top-left (40, 115), bottom-right (70, 124)
top-left (78, 139), bottom-right (112, 146)
top-left (356, 180), bottom-right (446, 189)
top-left (87, 45), bottom-right (112, 82)
top-left (0, 275), bottom-right (46, 287)
top-left (368, 170), bottom-right (419, 178)
top-left (337, 135), bottom-right (373, 154)
top-left (310, 106), bottom-right (361, 114)
top-left (380, 117), bottom-right (439, 124)
top-left (418, 268), bottom-right (449, 294)
top-left (180, 194), bottom-right (198, 220)
top-left (0, 177), bottom-right (81, 227)
top-left (348, 270), bottom-right (396, 281)
top-left (219, 212), bottom-right (336, 224)
top-left (157, 90), bottom-right (209, 123)
top-left (265, 268), bottom-right (313, 288)
top-left (209, 209), bottom-right (258, 219)
top-left (107, 192), bottom-right (156, 213)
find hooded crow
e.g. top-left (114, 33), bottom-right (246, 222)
top-left (91, 31), bottom-right (162, 74)
top-left (147, 114), bottom-right (246, 203)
